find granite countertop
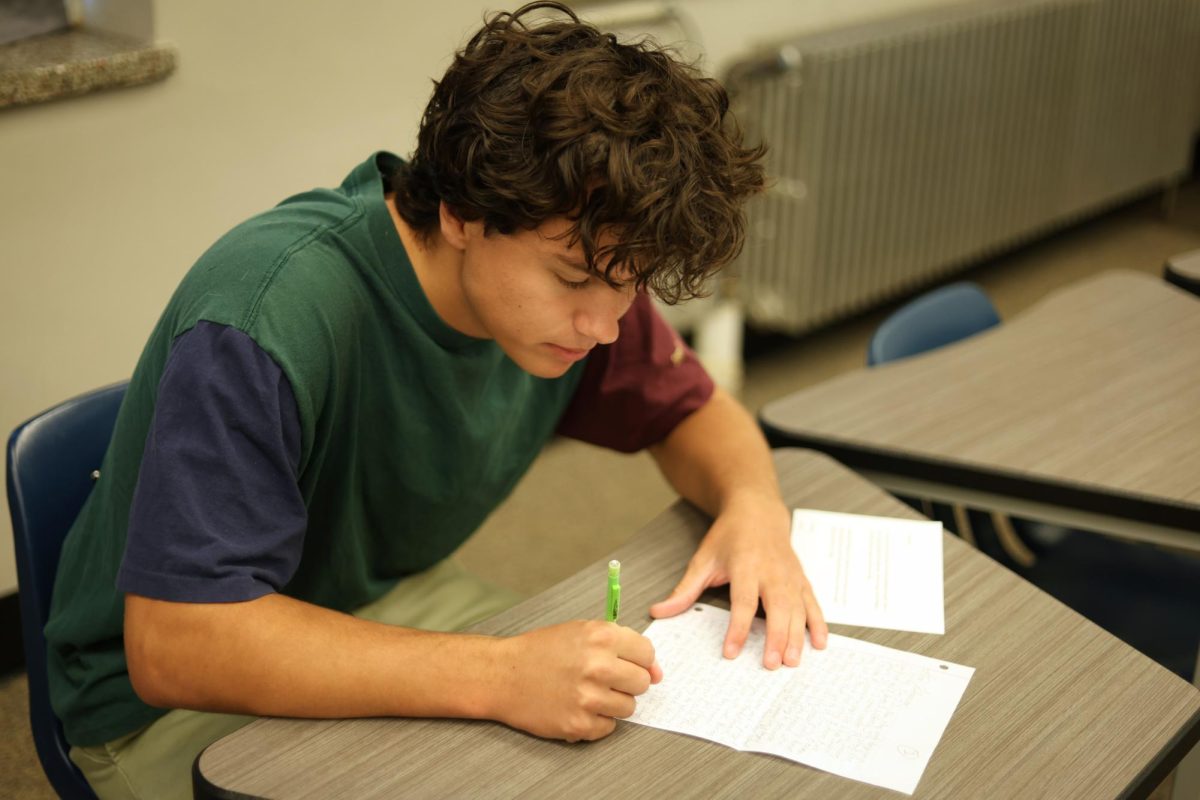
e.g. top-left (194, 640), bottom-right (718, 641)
top-left (0, 27), bottom-right (175, 109)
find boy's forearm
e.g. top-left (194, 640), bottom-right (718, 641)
top-left (125, 591), bottom-right (662, 742)
top-left (648, 387), bottom-right (783, 516)
top-left (125, 592), bottom-right (503, 721)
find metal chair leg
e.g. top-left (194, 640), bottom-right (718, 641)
top-left (952, 504), bottom-right (977, 548)
top-left (992, 511), bottom-right (1037, 569)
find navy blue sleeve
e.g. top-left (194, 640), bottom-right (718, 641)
top-left (117, 320), bottom-right (307, 603)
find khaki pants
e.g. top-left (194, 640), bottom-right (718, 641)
top-left (70, 559), bottom-right (522, 800)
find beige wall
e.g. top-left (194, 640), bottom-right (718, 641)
top-left (0, 0), bottom-right (492, 594)
top-left (0, 0), bottom-right (960, 594)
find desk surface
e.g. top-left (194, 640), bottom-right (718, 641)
top-left (1165, 249), bottom-right (1200, 294)
top-left (194, 449), bottom-right (1200, 799)
top-left (761, 270), bottom-right (1200, 534)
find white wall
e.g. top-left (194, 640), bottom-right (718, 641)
top-left (0, 0), bottom-right (490, 594)
top-left (0, 0), bottom-right (962, 595)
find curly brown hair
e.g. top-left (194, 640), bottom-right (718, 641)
top-left (389, 1), bottom-right (765, 303)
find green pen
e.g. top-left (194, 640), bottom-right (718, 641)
top-left (605, 559), bottom-right (621, 623)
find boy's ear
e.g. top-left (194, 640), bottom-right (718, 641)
top-left (439, 201), bottom-right (469, 251)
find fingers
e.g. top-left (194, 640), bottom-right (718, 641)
top-left (804, 585), bottom-right (829, 649)
top-left (585, 624), bottom-right (659, 702)
top-left (724, 564), bottom-right (826, 668)
top-left (590, 716), bottom-right (618, 740)
top-left (578, 647), bottom-right (650, 739)
top-left (723, 575), bottom-right (759, 660)
top-left (607, 656), bottom-right (654, 697)
top-left (762, 592), bottom-right (793, 670)
top-left (565, 689), bottom-right (636, 743)
top-left (649, 557), bottom-right (713, 619)
top-left (611, 625), bottom-right (657, 672)
top-left (763, 569), bottom-right (826, 666)
top-left (783, 603), bottom-right (806, 666)
top-left (566, 714), bottom-right (617, 743)
top-left (591, 688), bottom-right (638, 720)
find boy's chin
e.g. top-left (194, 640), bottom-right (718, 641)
top-left (508, 348), bottom-right (575, 379)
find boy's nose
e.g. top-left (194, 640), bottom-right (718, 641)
top-left (575, 306), bottom-right (621, 345)
top-left (575, 290), bottom-right (634, 345)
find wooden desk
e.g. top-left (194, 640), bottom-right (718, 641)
top-left (761, 270), bottom-right (1200, 553)
top-left (194, 449), bottom-right (1200, 799)
top-left (1164, 249), bottom-right (1200, 296)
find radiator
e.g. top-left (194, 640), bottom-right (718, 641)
top-left (727, 0), bottom-right (1200, 333)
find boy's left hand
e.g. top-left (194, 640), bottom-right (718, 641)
top-left (648, 495), bottom-right (828, 669)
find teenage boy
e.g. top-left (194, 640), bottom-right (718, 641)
top-left (45, 3), bottom-right (827, 797)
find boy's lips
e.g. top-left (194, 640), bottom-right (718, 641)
top-left (545, 343), bottom-right (593, 363)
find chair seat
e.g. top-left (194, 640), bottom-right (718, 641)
top-left (7, 382), bottom-right (127, 799)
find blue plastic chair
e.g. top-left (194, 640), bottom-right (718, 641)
top-left (6, 382), bottom-right (127, 800)
top-left (868, 281), bottom-right (1000, 366)
top-left (865, 283), bottom-right (1037, 563)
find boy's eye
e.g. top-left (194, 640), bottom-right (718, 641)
top-left (557, 275), bottom-right (590, 290)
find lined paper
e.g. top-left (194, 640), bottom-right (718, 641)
top-left (630, 604), bottom-right (973, 795)
top-left (793, 508), bottom-right (945, 634)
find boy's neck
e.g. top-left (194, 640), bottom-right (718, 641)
top-left (384, 193), bottom-right (484, 339)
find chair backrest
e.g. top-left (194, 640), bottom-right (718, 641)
top-left (6, 382), bottom-right (127, 799)
top-left (867, 282), bottom-right (1001, 366)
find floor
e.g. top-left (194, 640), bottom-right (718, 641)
top-left (2, 181), bottom-right (1197, 798)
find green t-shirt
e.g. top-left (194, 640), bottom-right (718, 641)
top-left (45, 152), bottom-right (586, 747)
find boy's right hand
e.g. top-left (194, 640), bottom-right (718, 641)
top-left (491, 620), bottom-right (663, 742)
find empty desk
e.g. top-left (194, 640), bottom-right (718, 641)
top-left (761, 270), bottom-right (1200, 553)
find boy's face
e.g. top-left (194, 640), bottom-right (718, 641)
top-left (455, 217), bottom-right (638, 378)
